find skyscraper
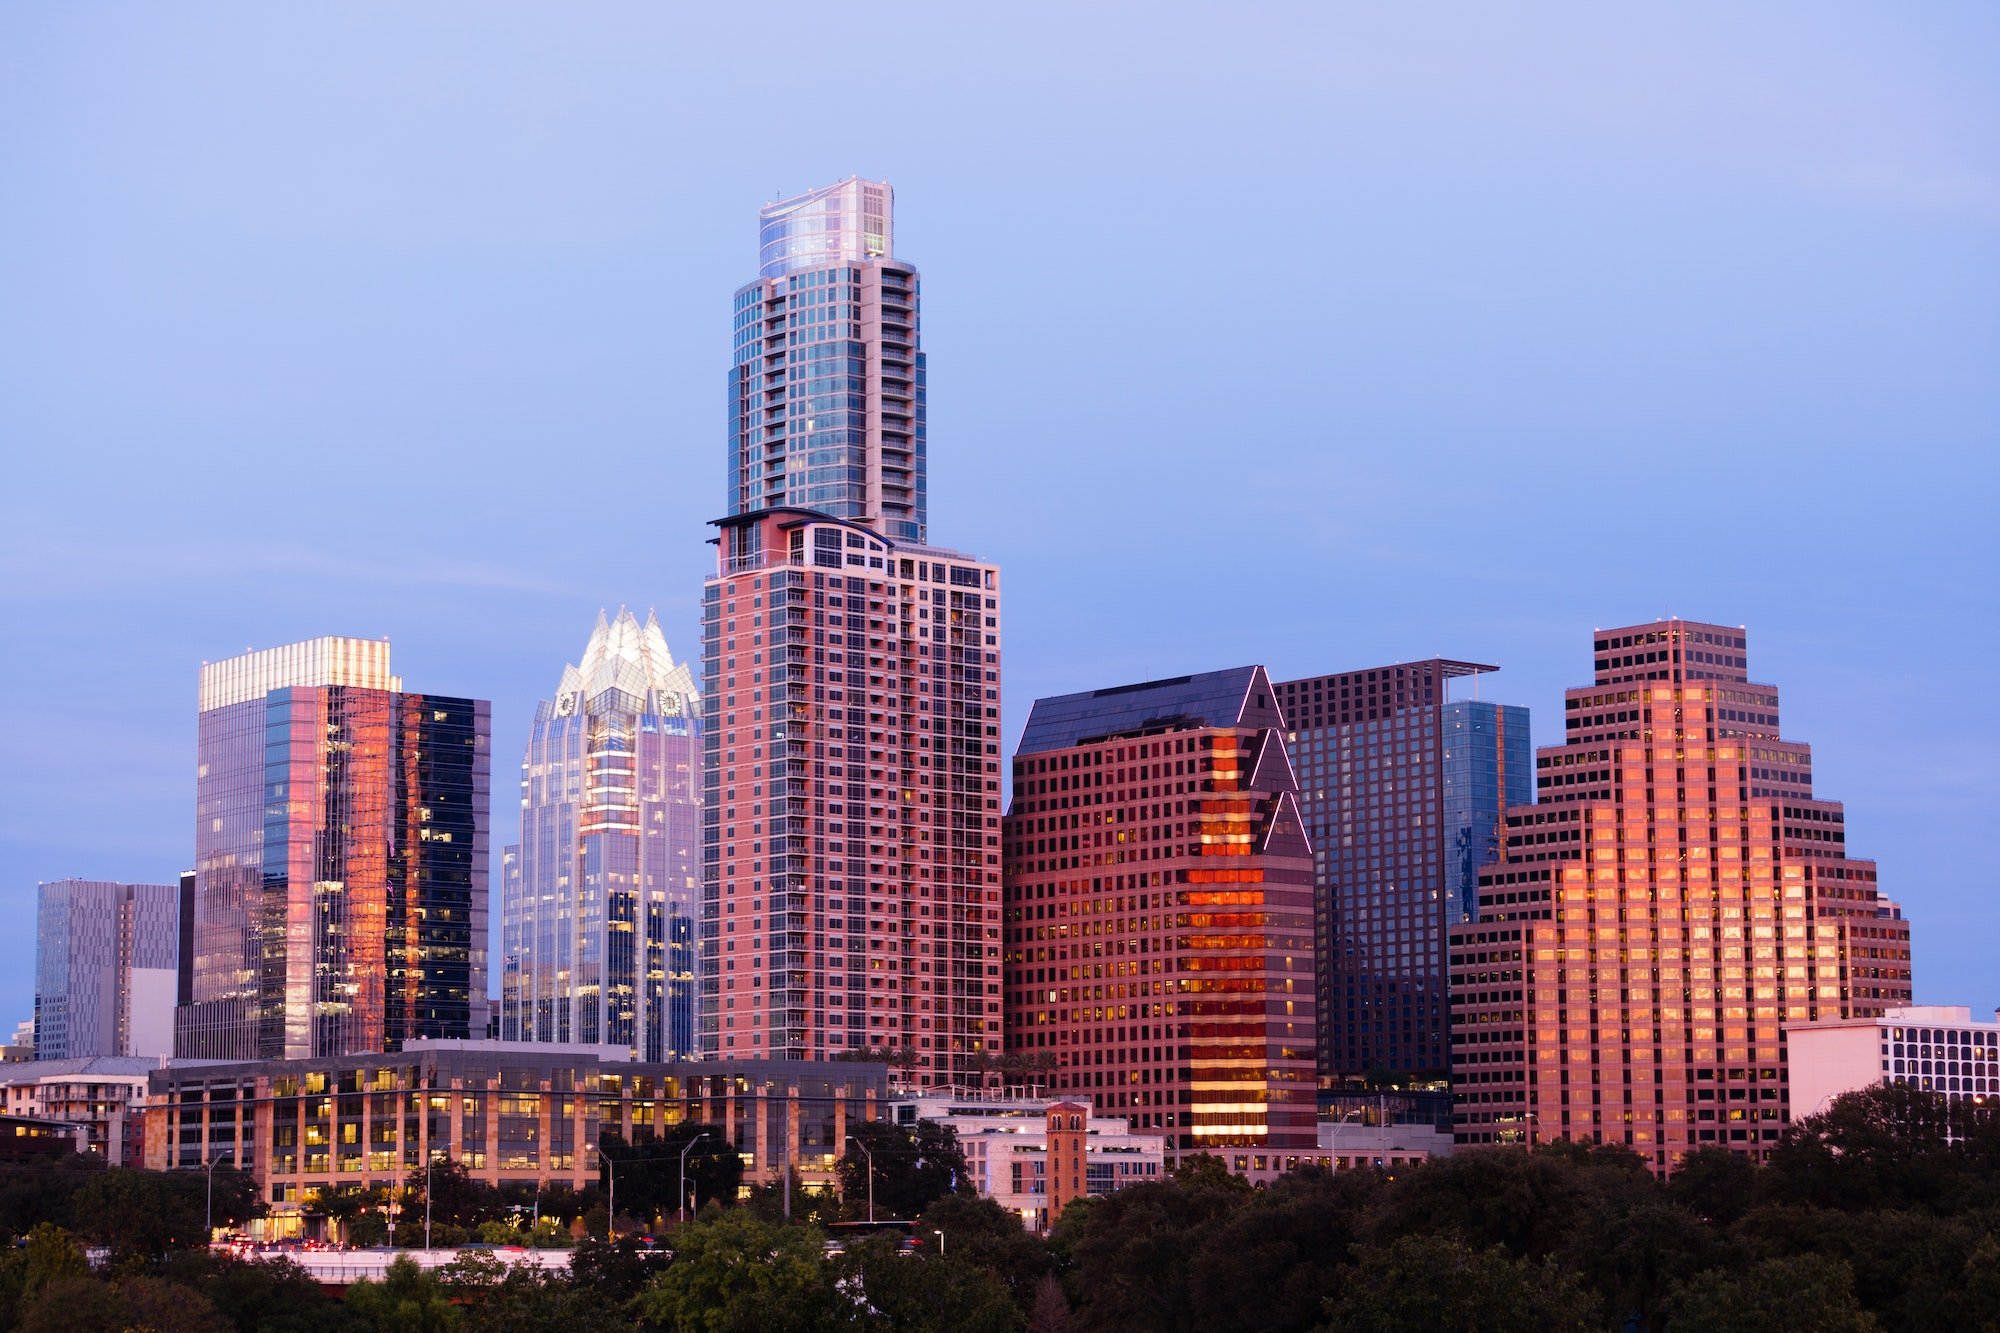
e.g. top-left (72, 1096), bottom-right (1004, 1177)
top-left (1274, 663), bottom-right (1530, 1084)
top-left (703, 181), bottom-right (1004, 1083)
top-left (34, 878), bottom-right (178, 1060)
top-left (728, 178), bottom-right (924, 543)
top-left (177, 638), bottom-right (490, 1061)
top-left (1001, 668), bottom-right (1319, 1162)
top-left (501, 609), bottom-right (702, 1060)
top-left (1449, 619), bottom-right (1914, 1169)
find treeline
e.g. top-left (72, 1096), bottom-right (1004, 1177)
top-left (0, 1084), bottom-right (1994, 1331)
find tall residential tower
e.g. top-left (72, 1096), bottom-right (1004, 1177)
top-left (1450, 619), bottom-right (1913, 1169)
top-left (176, 638), bottom-right (490, 1060)
top-left (729, 177), bottom-right (924, 543)
top-left (704, 181), bottom-right (1004, 1083)
top-left (501, 609), bottom-right (702, 1060)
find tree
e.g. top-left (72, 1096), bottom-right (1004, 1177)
top-left (837, 1233), bottom-right (1025, 1333)
top-left (1180, 1165), bottom-right (1384, 1333)
top-left (1665, 1146), bottom-right (1757, 1226)
top-left (0, 1154), bottom-right (103, 1237)
top-left (405, 1158), bottom-right (503, 1231)
top-left (916, 1194), bottom-right (1052, 1314)
top-left (600, 1123), bottom-right (740, 1227)
top-left (839, 1120), bottom-right (971, 1221)
top-left (1048, 1173), bottom-right (1251, 1333)
top-left (568, 1234), bottom-right (672, 1304)
top-left (158, 1251), bottom-right (346, 1333)
top-left (344, 1255), bottom-right (463, 1332)
top-left (71, 1168), bottom-right (209, 1260)
top-left (1759, 1084), bottom-right (1971, 1213)
top-left (1320, 1234), bottom-right (1598, 1333)
top-left (1664, 1254), bottom-right (1879, 1333)
top-left (629, 1210), bottom-right (847, 1333)
top-left (1556, 1197), bottom-right (1738, 1333)
top-left (17, 1274), bottom-right (230, 1333)
top-left (1365, 1144), bottom-right (1651, 1262)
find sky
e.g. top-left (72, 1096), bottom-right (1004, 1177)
top-left (1, 3), bottom-right (1994, 1026)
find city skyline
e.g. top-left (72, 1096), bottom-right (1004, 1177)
top-left (2, 5), bottom-right (1994, 1030)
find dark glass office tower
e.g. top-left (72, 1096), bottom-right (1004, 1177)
top-left (177, 638), bottom-right (489, 1060)
top-left (1275, 662), bottom-right (1529, 1085)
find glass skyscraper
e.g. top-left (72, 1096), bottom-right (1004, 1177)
top-left (34, 878), bottom-right (178, 1060)
top-left (728, 178), bottom-right (926, 543)
top-left (704, 181), bottom-right (1004, 1083)
top-left (176, 638), bottom-right (489, 1061)
top-left (501, 609), bottom-right (702, 1060)
top-left (1274, 662), bottom-right (1530, 1085)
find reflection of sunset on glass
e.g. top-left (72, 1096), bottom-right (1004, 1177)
top-left (0, 8), bottom-right (1992, 1293)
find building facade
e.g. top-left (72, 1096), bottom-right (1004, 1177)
top-left (1450, 619), bottom-right (1914, 1169)
top-left (1274, 664), bottom-right (1529, 1084)
top-left (143, 1044), bottom-right (888, 1229)
top-left (703, 182), bottom-right (1004, 1084)
top-left (0, 1056), bottom-right (157, 1163)
top-left (502, 610), bottom-right (701, 1060)
top-left (35, 878), bottom-right (178, 1060)
top-left (178, 638), bottom-right (490, 1061)
top-left (703, 511), bottom-right (1003, 1079)
top-left (1001, 667), bottom-right (1319, 1165)
top-left (887, 1090), bottom-right (1163, 1233)
top-left (729, 177), bottom-right (924, 543)
top-left (1786, 1005), bottom-right (1999, 1115)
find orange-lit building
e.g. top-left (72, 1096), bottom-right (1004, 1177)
top-left (1450, 620), bottom-right (1913, 1170)
top-left (1002, 667), bottom-right (1318, 1167)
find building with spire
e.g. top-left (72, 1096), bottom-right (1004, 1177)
top-left (177, 637), bottom-right (489, 1060)
top-left (703, 181), bottom-right (1004, 1083)
top-left (1449, 619), bottom-right (1914, 1169)
top-left (501, 609), bottom-right (702, 1060)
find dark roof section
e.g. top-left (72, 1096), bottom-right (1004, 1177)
top-left (1018, 667), bottom-right (1273, 754)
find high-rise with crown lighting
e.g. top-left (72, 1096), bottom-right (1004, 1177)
top-left (703, 180), bottom-right (1003, 1084)
top-left (501, 609), bottom-right (702, 1060)
top-left (176, 637), bottom-right (489, 1061)
top-left (1449, 619), bottom-right (1913, 1170)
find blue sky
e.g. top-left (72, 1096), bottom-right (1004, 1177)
top-left (1, 3), bottom-right (1994, 1024)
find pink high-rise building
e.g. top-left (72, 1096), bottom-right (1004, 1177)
top-left (1449, 619), bottom-right (1913, 1170)
top-left (701, 182), bottom-right (1004, 1084)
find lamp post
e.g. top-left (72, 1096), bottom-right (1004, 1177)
top-left (423, 1154), bottom-right (435, 1251)
top-left (933, 1228), bottom-right (945, 1258)
top-left (677, 1131), bottom-right (714, 1225)
top-left (604, 1151), bottom-right (619, 1241)
top-left (204, 1152), bottom-right (233, 1244)
top-left (845, 1134), bottom-right (875, 1224)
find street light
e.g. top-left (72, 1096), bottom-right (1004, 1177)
top-left (933, 1228), bottom-right (945, 1258)
top-left (604, 1151), bottom-right (620, 1241)
top-left (204, 1152), bottom-right (234, 1244)
top-left (423, 1153), bottom-right (439, 1251)
top-left (844, 1134), bottom-right (875, 1224)
top-left (678, 1131), bottom-right (714, 1225)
